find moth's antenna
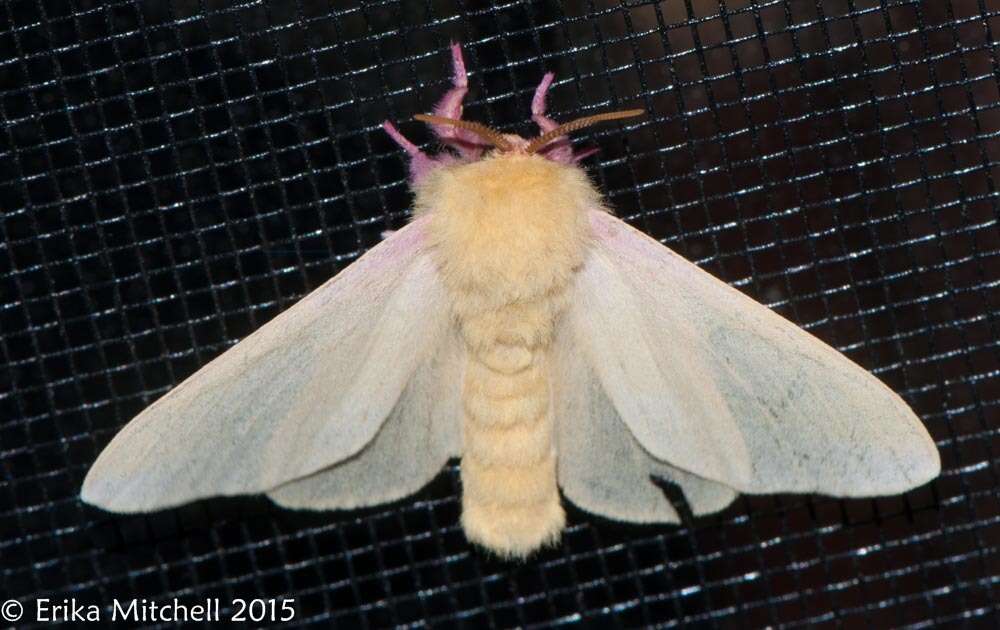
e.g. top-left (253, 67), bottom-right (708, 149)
top-left (525, 109), bottom-right (644, 154)
top-left (413, 114), bottom-right (513, 151)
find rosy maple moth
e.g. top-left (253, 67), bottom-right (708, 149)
top-left (82, 43), bottom-right (940, 559)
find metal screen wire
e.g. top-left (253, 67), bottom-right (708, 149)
top-left (2, 0), bottom-right (998, 627)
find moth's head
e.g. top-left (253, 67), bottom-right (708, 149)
top-left (408, 109), bottom-right (647, 230)
top-left (412, 109), bottom-right (644, 162)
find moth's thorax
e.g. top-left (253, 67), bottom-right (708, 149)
top-left (415, 152), bottom-right (599, 312)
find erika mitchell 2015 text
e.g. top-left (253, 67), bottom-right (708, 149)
top-left (33, 597), bottom-right (296, 623)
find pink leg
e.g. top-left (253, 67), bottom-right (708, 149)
top-left (382, 121), bottom-right (436, 184)
top-left (429, 42), bottom-right (484, 158)
top-left (531, 72), bottom-right (559, 133)
top-left (530, 72), bottom-right (574, 163)
top-left (433, 42), bottom-right (468, 120)
top-left (382, 44), bottom-right (484, 182)
top-left (572, 147), bottom-right (600, 162)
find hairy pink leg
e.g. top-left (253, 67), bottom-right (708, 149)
top-left (531, 72), bottom-right (559, 133)
top-left (386, 45), bottom-right (601, 178)
top-left (572, 146), bottom-right (600, 162)
top-left (382, 121), bottom-right (437, 184)
top-left (433, 42), bottom-right (468, 120)
top-left (530, 72), bottom-right (574, 163)
top-left (429, 42), bottom-right (484, 158)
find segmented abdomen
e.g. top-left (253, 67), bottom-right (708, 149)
top-left (457, 296), bottom-right (566, 558)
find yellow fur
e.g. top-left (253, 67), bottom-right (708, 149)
top-left (464, 360), bottom-right (546, 400)
top-left (464, 406), bottom-right (553, 466)
top-left (462, 455), bottom-right (557, 505)
top-left (475, 343), bottom-right (534, 374)
top-left (458, 300), bottom-right (558, 349)
top-left (463, 385), bottom-right (548, 428)
top-left (415, 151), bottom-right (600, 558)
top-left (460, 500), bottom-right (566, 560)
top-left (416, 153), bottom-right (598, 307)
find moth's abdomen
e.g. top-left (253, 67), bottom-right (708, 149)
top-left (459, 302), bottom-right (565, 558)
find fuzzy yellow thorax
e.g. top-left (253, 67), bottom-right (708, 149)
top-left (415, 152), bottom-right (600, 312)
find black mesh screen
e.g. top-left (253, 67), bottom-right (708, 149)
top-left (2, 0), bottom-right (999, 627)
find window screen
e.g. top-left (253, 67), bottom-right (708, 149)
top-left (2, 1), bottom-right (998, 627)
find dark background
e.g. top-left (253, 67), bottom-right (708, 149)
top-left (2, 0), bottom-right (998, 627)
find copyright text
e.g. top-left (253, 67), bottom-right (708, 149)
top-left (9, 597), bottom-right (296, 623)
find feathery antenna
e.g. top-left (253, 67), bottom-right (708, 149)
top-left (525, 109), bottom-right (644, 154)
top-left (413, 114), bottom-right (513, 151)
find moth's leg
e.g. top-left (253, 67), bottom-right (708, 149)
top-left (530, 72), bottom-right (575, 163)
top-left (382, 121), bottom-right (436, 183)
top-left (531, 72), bottom-right (560, 133)
top-left (429, 42), bottom-right (485, 158)
top-left (433, 42), bottom-right (469, 120)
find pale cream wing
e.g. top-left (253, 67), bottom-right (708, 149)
top-left (565, 210), bottom-right (940, 497)
top-left (82, 217), bottom-right (455, 512)
top-left (553, 323), bottom-right (737, 523)
top-left (268, 329), bottom-right (464, 510)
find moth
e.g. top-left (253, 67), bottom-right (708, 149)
top-left (82, 44), bottom-right (940, 558)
